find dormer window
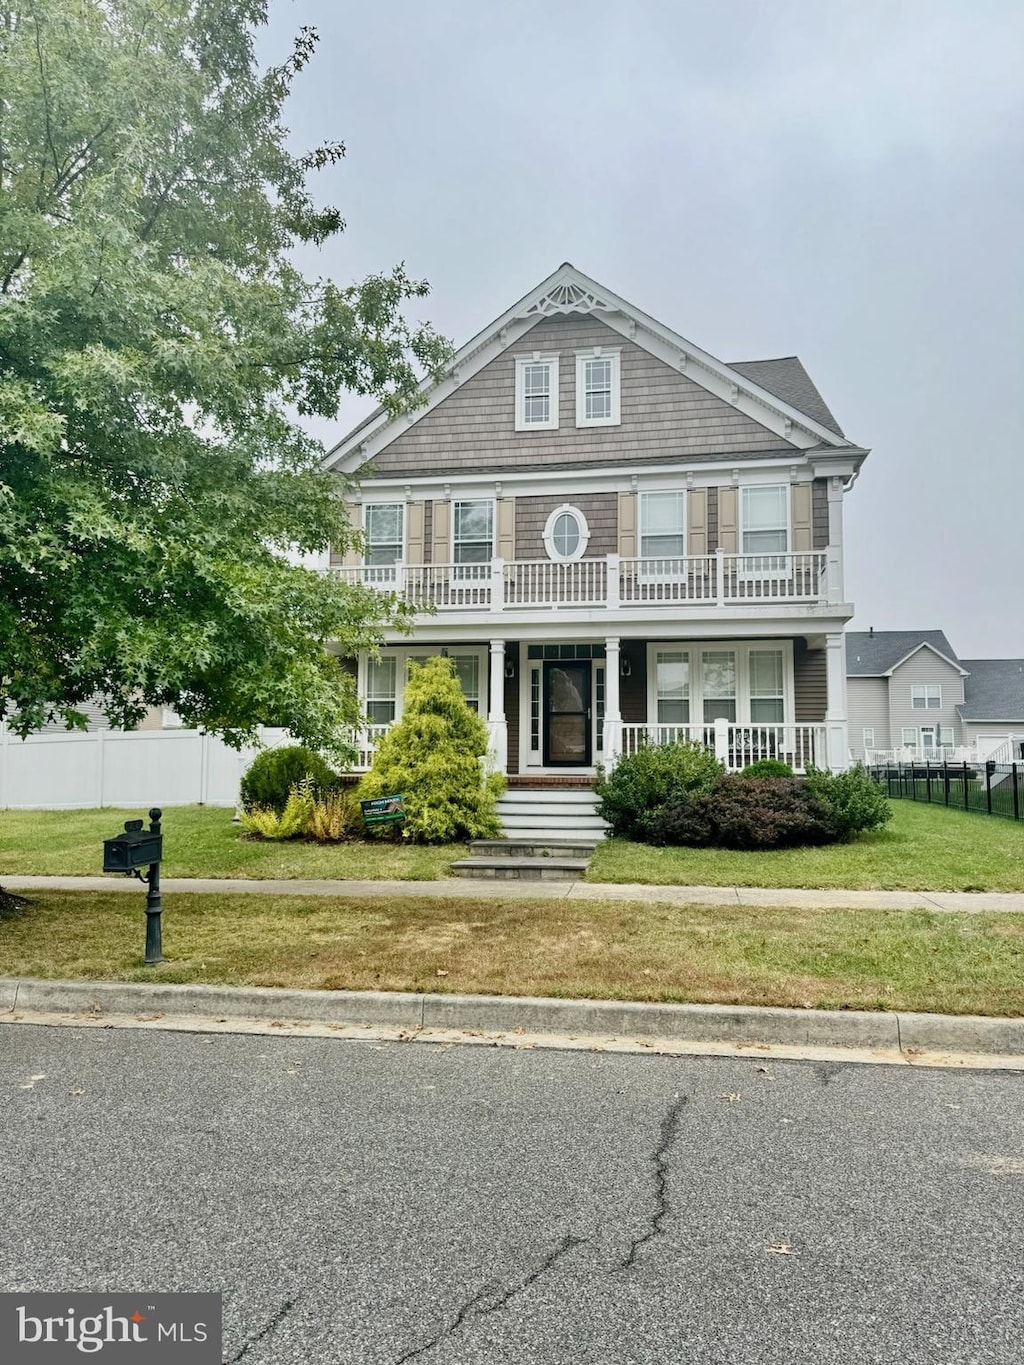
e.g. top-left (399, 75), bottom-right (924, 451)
top-left (515, 354), bottom-right (559, 431)
top-left (576, 349), bottom-right (620, 426)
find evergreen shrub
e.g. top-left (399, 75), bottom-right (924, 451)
top-left (356, 657), bottom-right (504, 843)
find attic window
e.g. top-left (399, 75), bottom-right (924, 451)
top-left (515, 355), bottom-right (559, 431)
top-left (576, 349), bottom-right (620, 427)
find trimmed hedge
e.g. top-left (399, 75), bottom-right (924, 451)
top-left (595, 741), bottom-right (723, 840)
top-left (740, 758), bottom-right (794, 779)
top-left (240, 745), bottom-right (337, 814)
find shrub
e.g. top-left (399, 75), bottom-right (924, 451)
top-left (644, 794), bottom-right (715, 847)
top-left (741, 758), bottom-right (794, 779)
top-left (240, 745), bottom-right (337, 814)
top-left (705, 775), bottom-right (835, 849)
top-left (804, 765), bottom-right (893, 840)
top-left (304, 789), bottom-right (362, 842)
top-left (595, 741), bottom-right (723, 839)
top-left (240, 782), bottom-right (315, 840)
top-left (356, 656), bottom-right (504, 843)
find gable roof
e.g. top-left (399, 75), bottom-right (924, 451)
top-left (728, 357), bottom-right (844, 437)
top-left (325, 262), bottom-right (861, 475)
top-left (959, 659), bottom-right (1024, 721)
top-left (846, 630), bottom-right (964, 677)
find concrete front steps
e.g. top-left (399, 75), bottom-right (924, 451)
top-left (450, 836), bottom-right (601, 881)
top-left (450, 788), bottom-right (608, 880)
top-left (496, 787), bottom-right (608, 839)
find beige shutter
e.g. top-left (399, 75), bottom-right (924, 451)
top-left (791, 483), bottom-right (812, 551)
top-left (617, 491), bottom-right (637, 558)
top-left (497, 497), bottom-right (515, 561)
top-left (687, 488), bottom-right (707, 556)
top-left (718, 487), bottom-right (738, 553)
top-left (432, 499), bottom-right (450, 565)
top-left (406, 501), bottom-right (425, 565)
top-left (330, 500), bottom-right (362, 567)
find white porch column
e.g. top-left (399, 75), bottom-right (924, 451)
top-left (824, 630), bottom-right (849, 771)
top-left (826, 476), bottom-right (845, 604)
top-left (487, 639), bottom-right (508, 775)
top-left (604, 637), bottom-right (622, 767)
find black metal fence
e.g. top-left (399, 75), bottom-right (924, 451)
top-left (868, 761), bottom-right (1023, 823)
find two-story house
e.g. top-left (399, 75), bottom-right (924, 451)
top-left (323, 264), bottom-right (869, 782)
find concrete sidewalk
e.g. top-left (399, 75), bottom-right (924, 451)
top-left (5, 873), bottom-right (1024, 913)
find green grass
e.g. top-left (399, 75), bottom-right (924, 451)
top-left (3, 890), bottom-right (1024, 1016)
top-left (587, 800), bottom-right (1024, 891)
top-left (0, 806), bottom-right (463, 880)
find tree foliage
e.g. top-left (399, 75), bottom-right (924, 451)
top-left (0, 0), bottom-right (453, 749)
top-left (357, 657), bottom-right (504, 844)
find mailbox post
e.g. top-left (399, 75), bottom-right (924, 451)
top-left (103, 807), bottom-right (165, 964)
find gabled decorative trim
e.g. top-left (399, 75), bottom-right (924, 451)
top-left (324, 262), bottom-right (856, 475)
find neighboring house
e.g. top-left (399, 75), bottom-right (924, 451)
top-left (323, 263), bottom-right (870, 779)
top-left (847, 629), bottom-right (1024, 762)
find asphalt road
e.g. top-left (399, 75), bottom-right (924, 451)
top-left (2, 1025), bottom-right (1023, 1364)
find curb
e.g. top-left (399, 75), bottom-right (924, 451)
top-left (3, 976), bottom-right (1023, 1060)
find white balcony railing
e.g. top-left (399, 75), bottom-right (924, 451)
top-left (331, 549), bottom-right (835, 613)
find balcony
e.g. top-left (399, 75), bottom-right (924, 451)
top-left (331, 549), bottom-right (841, 615)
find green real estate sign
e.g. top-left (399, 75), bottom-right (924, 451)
top-left (360, 795), bottom-right (406, 826)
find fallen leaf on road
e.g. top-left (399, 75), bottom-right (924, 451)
top-left (719, 1093), bottom-right (742, 1102)
top-left (767, 1243), bottom-right (798, 1255)
top-left (69, 1089), bottom-right (85, 1095)
top-left (135, 1013), bottom-right (164, 1022)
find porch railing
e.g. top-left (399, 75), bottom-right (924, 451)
top-left (619, 720), bottom-right (826, 772)
top-left (330, 548), bottom-right (835, 612)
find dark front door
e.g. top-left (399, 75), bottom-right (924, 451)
top-left (543, 661), bottom-right (592, 766)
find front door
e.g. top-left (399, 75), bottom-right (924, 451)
top-left (543, 661), bottom-right (592, 766)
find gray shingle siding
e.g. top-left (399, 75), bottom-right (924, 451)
top-left (370, 315), bottom-right (797, 479)
top-left (793, 641), bottom-right (827, 724)
top-left (514, 492), bottom-right (617, 560)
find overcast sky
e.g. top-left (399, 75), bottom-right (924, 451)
top-left (264, 0), bottom-right (1023, 658)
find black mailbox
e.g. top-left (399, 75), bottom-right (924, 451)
top-left (103, 818), bottom-right (163, 872)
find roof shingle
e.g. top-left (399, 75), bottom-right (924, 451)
top-left (846, 630), bottom-right (961, 676)
top-left (728, 356), bottom-right (844, 437)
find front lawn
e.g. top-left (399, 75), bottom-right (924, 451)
top-left (2, 890), bottom-right (1024, 1017)
top-left (0, 807), bottom-right (462, 881)
top-left (587, 800), bottom-right (1024, 891)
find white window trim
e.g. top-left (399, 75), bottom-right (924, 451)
top-left (358, 647), bottom-right (489, 725)
top-left (451, 497), bottom-right (496, 578)
top-left (862, 727), bottom-right (875, 752)
top-left (575, 349), bottom-right (621, 427)
top-left (739, 484), bottom-right (791, 558)
top-left (542, 504), bottom-right (590, 562)
top-left (515, 354), bottom-right (559, 432)
top-left (638, 489), bottom-right (686, 576)
top-left (911, 684), bottom-right (942, 709)
top-left (644, 641), bottom-right (795, 728)
top-left (362, 501), bottom-right (406, 573)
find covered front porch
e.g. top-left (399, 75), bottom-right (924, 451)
top-left (347, 631), bottom-right (849, 776)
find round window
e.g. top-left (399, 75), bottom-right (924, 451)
top-left (543, 504), bottom-right (590, 562)
top-left (552, 511), bottom-right (580, 557)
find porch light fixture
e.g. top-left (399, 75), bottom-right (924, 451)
top-left (504, 657), bottom-right (516, 680)
top-left (620, 654), bottom-right (632, 678)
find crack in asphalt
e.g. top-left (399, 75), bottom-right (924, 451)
top-left (616, 1093), bottom-right (688, 1272)
top-left (394, 1233), bottom-right (589, 1364)
top-left (225, 1295), bottom-right (300, 1363)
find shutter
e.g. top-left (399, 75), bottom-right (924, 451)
top-left (718, 487), bottom-right (738, 553)
top-left (617, 491), bottom-right (637, 558)
top-left (791, 484), bottom-right (812, 552)
top-left (432, 499), bottom-right (450, 565)
top-left (687, 488), bottom-right (707, 556)
top-left (497, 497), bottom-right (515, 561)
top-left (330, 501), bottom-right (362, 568)
top-left (406, 501), bottom-right (425, 565)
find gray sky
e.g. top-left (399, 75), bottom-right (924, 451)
top-left (265, 0), bottom-right (1024, 657)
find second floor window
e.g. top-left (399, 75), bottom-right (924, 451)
top-left (911, 685), bottom-right (942, 709)
top-left (741, 486), bottom-right (789, 556)
top-left (640, 491), bottom-right (686, 561)
top-left (364, 503), bottom-right (404, 566)
top-left (515, 355), bottom-right (559, 431)
top-left (453, 500), bottom-right (494, 568)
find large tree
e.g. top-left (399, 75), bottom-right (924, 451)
top-left (0, 0), bottom-right (451, 751)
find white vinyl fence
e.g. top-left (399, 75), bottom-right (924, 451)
top-left (0, 726), bottom-right (290, 810)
